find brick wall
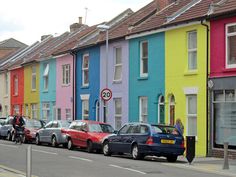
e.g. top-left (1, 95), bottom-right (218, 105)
top-left (212, 149), bottom-right (236, 159)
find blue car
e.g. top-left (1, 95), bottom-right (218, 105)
top-left (102, 122), bottom-right (185, 162)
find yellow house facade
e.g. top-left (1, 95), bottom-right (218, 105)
top-left (165, 24), bottom-right (209, 156)
top-left (24, 62), bottom-right (40, 119)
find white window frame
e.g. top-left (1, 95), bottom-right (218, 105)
top-left (158, 95), bottom-right (165, 124)
top-left (62, 64), bottom-right (70, 86)
top-left (226, 23), bottom-right (236, 68)
top-left (14, 75), bottom-right (18, 96)
top-left (187, 31), bottom-right (197, 70)
top-left (82, 53), bottom-right (89, 87)
top-left (140, 41), bottom-right (148, 77)
top-left (186, 95), bottom-right (197, 137)
top-left (82, 99), bottom-right (89, 120)
top-left (5, 73), bottom-right (8, 96)
top-left (113, 47), bottom-right (122, 82)
top-left (139, 96), bottom-right (148, 123)
top-left (31, 66), bottom-right (36, 91)
top-left (66, 108), bottom-right (71, 120)
top-left (43, 63), bottom-right (49, 91)
top-left (25, 104), bottom-right (29, 117)
top-left (42, 103), bottom-right (50, 121)
top-left (114, 98), bottom-right (122, 130)
top-left (31, 104), bottom-right (37, 119)
top-left (13, 105), bottom-right (20, 115)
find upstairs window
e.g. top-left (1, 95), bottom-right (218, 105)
top-left (226, 23), bottom-right (236, 68)
top-left (31, 66), bottom-right (36, 90)
top-left (82, 54), bottom-right (89, 86)
top-left (43, 63), bottom-right (49, 91)
top-left (140, 41), bottom-right (148, 77)
top-left (114, 47), bottom-right (122, 81)
top-left (14, 75), bottom-right (18, 96)
top-left (188, 31), bottom-right (197, 70)
top-left (62, 64), bottom-right (70, 85)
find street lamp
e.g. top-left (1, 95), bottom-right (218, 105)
top-left (97, 24), bottom-right (110, 123)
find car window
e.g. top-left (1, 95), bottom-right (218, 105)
top-left (152, 125), bottom-right (180, 135)
top-left (88, 124), bottom-right (102, 133)
top-left (45, 122), bottom-right (53, 128)
top-left (70, 121), bottom-right (83, 131)
top-left (119, 125), bottom-right (129, 134)
top-left (26, 120), bottom-right (42, 128)
top-left (100, 124), bottom-right (114, 133)
top-left (51, 122), bottom-right (59, 128)
top-left (60, 121), bottom-right (70, 128)
top-left (140, 125), bottom-right (149, 134)
top-left (127, 125), bottom-right (139, 134)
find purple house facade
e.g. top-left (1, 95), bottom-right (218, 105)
top-left (100, 40), bottom-right (129, 130)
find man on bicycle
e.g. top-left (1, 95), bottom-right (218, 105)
top-left (12, 114), bottom-right (25, 141)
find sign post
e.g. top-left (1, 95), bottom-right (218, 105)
top-left (101, 88), bottom-right (112, 102)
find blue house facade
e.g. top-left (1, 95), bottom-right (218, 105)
top-left (76, 46), bottom-right (100, 120)
top-left (40, 58), bottom-right (57, 121)
top-left (129, 33), bottom-right (165, 124)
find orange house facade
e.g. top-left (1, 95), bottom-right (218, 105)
top-left (10, 67), bottom-right (24, 115)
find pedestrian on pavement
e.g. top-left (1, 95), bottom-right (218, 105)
top-left (174, 118), bottom-right (184, 135)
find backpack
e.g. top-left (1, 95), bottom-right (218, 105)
top-left (15, 117), bottom-right (20, 125)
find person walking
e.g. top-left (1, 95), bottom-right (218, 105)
top-left (174, 118), bottom-right (184, 135)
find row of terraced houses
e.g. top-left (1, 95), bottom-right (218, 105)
top-left (0, 0), bottom-right (236, 158)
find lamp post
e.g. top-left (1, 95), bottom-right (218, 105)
top-left (97, 24), bottom-right (110, 123)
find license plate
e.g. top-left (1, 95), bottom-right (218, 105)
top-left (161, 139), bottom-right (175, 144)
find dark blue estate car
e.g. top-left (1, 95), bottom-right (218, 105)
top-left (102, 123), bottom-right (185, 162)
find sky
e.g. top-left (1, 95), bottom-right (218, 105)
top-left (0, 0), bottom-right (152, 45)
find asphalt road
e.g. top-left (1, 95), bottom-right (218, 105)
top-left (0, 140), bottom-right (228, 177)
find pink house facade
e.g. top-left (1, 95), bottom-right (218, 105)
top-left (209, 16), bottom-right (236, 157)
top-left (56, 54), bottom-right (74, 120)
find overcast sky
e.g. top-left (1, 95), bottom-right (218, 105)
top-left (0, 0), bottom-right (152, 45)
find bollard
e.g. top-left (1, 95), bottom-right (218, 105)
top-left (222, 142), bottom-right (229, 170)
top-left (26, 145), bottom-right (32, 177)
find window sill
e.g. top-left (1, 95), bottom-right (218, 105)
top-left (137, 76), bottom-right (149, 80)
top-left (13, 94), bottom-right (18, 97)
top-left (42, 90), bottom-right (48, 93)
top-left (31, 90), bottom-right (36, 92)
top-left (222, 67), bottom-right (236, 73)
top-left (184, 70), bottom-right (198, 76)
top-left (62, 84), bottom-right (70, 87)
top-left (4, 95), bottom-right (8, 98)
top-left (113, 80), bottom-right (122, 84)
top-left (81, 86), bottom-right (89, 89)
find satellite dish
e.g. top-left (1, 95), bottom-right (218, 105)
top-left (208, 80), bottom-right (214, 89)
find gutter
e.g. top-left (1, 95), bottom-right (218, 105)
top-left (201, 20), bottom-right (210, 157)
top-left (69, 50), bottom-right (77, 121)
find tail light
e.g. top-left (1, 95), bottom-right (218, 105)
top-left (146, 137), bottom-right (154, 145)
top-left (61, 129), bottom-right (67, 134)
top-left (181, 139), bottom-right (185, 148)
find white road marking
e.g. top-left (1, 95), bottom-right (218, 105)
top-left (69, 156), bottom-right (93, 162)
top-left (32, 149), bottom-right (58, 155)
top-left (109, 164), bottom-right (146, 175)
top-left (0, 143), bottom-right (19, 148)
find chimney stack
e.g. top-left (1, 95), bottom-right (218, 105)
top-left (41, 34), bottom-right (51, 41)
top-left (70, 17), bottom-right (83, 32)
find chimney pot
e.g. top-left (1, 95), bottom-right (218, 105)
top-left (79, 17), bottom-right (83, 24)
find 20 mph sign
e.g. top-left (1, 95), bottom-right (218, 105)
top-left (101, 88), bottom-right (112, 101)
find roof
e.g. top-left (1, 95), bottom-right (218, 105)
top-left (208, 0), bottom-right (236, 18)
top-left (0, 38), bottom-right (27, 48)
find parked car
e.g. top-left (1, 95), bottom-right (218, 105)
top-left (66, 120), bottom-right (114, 153)
top-left (0, 117), bottom-right (6, 126)
top-left (35, 120), bottom-right (70, 147)
top-left (0, 116), bottom-right (14, 140)
top-left (102, 122), bottom-right (185, 162)
top-left (22, 119), bottom-right (45, 143)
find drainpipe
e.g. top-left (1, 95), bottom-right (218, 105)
top-left (70, 50), bottom-right (77, 121)
top-left (201, 20), bottom-right (210, 156)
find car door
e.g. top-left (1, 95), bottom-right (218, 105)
top-left (71, 121), bottom-right (83, 147)
top-left (78, 122), bottom-right (88, 148)
top-left (109, 124), bottom-right (130, 153)
top-left (40, 122), bottom-right (52, 142)
top-left (49, 121), bottom-right (60, 142)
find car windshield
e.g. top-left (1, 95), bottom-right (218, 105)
top-left (88, 124), bottom-right (103, 132)
top-left (151, 125), bottom-right (180, 135)
top-left (60, 121), bottom-right (70, 128)
top-left (26, 120), bottom-right (43, 128)
top-left (100, 124), bottom-right (114, 133)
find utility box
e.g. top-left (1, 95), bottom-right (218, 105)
top-left (186, 136), bottom-right (195, 164)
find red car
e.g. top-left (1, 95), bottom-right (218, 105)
top-left (66, 120), bottom-right (114, 152)
top-left (23, 119), bottom-right (45, 143)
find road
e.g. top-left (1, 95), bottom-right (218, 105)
top-left (0, 140), bottom-right (228, 177)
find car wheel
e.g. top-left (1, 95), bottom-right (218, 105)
top-left (67, 139), bottom-right (73, 150)
top-left (167, 155), bottom-right (178, 162)
top-left (87, 140), bottom-right (93, 153)
top-left (52, 136), bottom-right (58, 147)
top-left (35, 134), bottom-right (41, 145)
top-left (63, 143), bottom-right (67, 148)
top-left (7, 132), bottom-right (11, 141)
top-left (131, 144), bottom-right (144, 160)
top-left (103, 141), bottom-right (111, 156)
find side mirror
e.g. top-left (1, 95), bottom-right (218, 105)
top-left (113, 130), bottom-right (118, 134)
top-left (82, 128), bottom-right (87, 132)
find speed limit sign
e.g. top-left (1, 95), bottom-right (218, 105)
top-left (101, 88), bottom-right (112, 101)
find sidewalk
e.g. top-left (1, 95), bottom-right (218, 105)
top-left (163, 156), bottom-right (236, 177)
top-left (0, 165), bottom-right (37, 177)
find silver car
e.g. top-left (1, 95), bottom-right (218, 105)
top-left (35, 120), bottom-right (70, 147)
top-left (0, 116), bottom-right (14, 140)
